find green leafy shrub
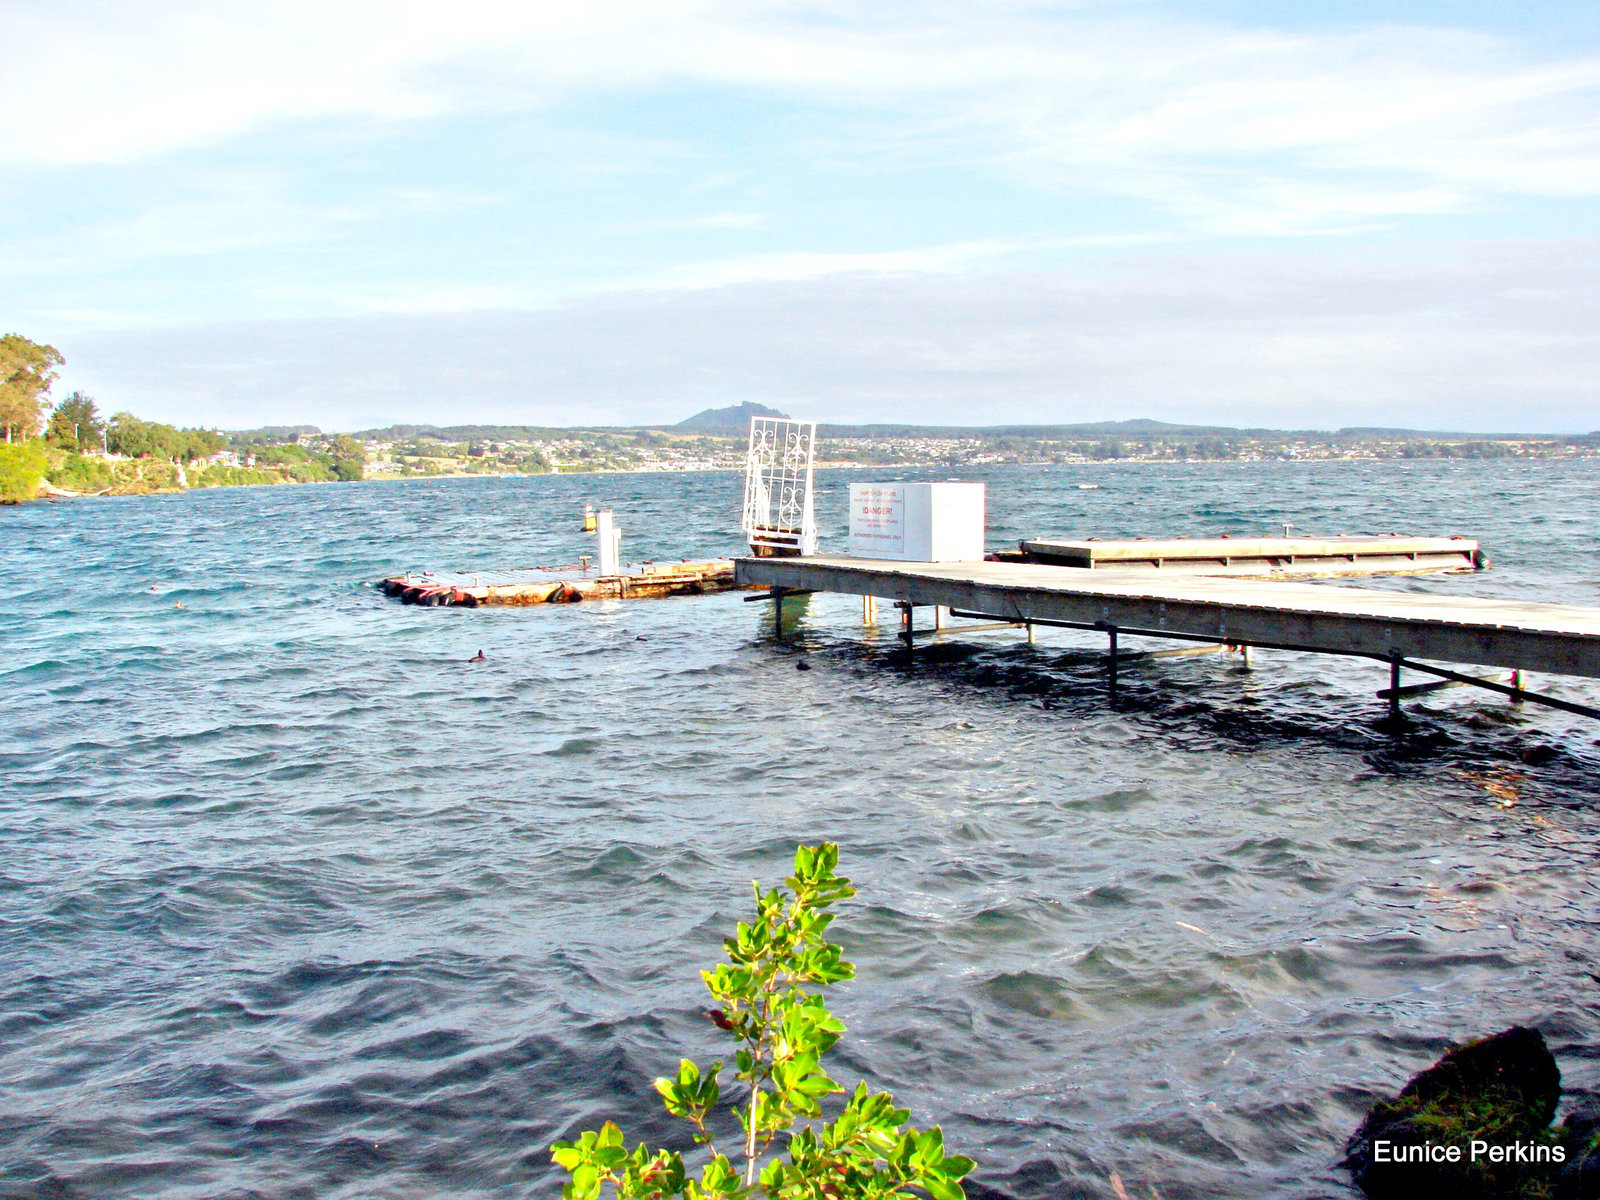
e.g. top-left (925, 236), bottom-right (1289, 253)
top-left (552, 844), bottom-right (974, 1200)
top-left (194, 465), bottom-right (287, 488)
top-left (46, 450), bottom-right (114, 493)
top-left (0, 441), bottom-right (47, 502)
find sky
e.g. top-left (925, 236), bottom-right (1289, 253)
top-left (4, 1), bottom-right (1598, 433)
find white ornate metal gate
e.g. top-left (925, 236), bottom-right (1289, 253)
top-left (741, 416), bottom-right (817, 556)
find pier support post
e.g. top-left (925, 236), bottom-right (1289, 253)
top-left (1388, 656), bottom-right (1402, 719)
top-left (863, 595), bottom-right (876, 625)
top-left (774, 589), bottom-right (785, 641)
top-left (934, 605), bottom-right (947, 631)
top-left (1239, 644), bottom-right (1253, 669)
top-left (1510, 669), bottom-right (1524, 704)
top-left (898, 601), bottom-right (914, 652)
top-left (1026, 621), bottom-right (1036, 645)
top-left (1107, 625), bottom-right (1119, 695)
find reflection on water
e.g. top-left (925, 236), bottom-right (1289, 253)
top-left (2, 461), bottom-right (1598, 1199)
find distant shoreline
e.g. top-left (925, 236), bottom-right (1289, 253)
top-left (17, 452), bottom-right (1597, 507)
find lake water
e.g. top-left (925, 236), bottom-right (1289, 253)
top-left (3, 461), bottom-right (1599, 1199)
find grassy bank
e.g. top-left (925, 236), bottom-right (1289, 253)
top-left (44, 451), bottom-right (185, 495)
top-left (193, 464), bottom-right (288, 488)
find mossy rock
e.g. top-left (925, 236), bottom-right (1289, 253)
top-left (1555, 1097), bottom-right (1600, 1200)
top-left (1345, 1026), bottom-right (1563, 1199)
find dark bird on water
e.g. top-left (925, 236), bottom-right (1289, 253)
top-left (796, 660), bottom-right (811, 671)
top-left (468, 650), bottom-right (486, 662)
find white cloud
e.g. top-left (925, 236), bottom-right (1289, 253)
top-left (5, 2), bottom-right (1599, 237)
top-left (0, 176), bottom-right (364, 276)
top-left (614, 212), bottom-right (770, 234)
top-left (60, 237), bottom-right (1600, 434)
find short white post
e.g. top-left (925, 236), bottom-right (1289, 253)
top-left (1026, 621), bottom-right (1036, 644)
top-left (934, 605), bottom-right (946, 630)
top-left (863, 595), bottom-right (877, 624)
top-left (597, 510), bottom-right (619, 576)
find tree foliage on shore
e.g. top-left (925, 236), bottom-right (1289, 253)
top-left (47, 392), bottom-right (106, 452)
top-left (0, 334), bottom-right (64, 443)
top-left (0, 442), bottom-right (48, 503)
top-left (106, 412), bottom-right (227, 462)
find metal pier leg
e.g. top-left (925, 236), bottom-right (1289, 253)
top-left (863, 595), bottom-right (876, 625)
top-left (1239, 644), bottom-right (1253, 669)
top-left (1510, 669), bottom-right (1524, 704)
top-left (774, 590), bottom-right (784, 642)
top-left (934, 604), bottom-right (946, 631)
top-left (899, 601), bottom-right (914, 652)
top-left (1026, 621), bottom-right (1036, 645)
top-left (1108, 626), bottom-right (1119, 696)
top-left (1388, 656), bottom-right (1402, 719)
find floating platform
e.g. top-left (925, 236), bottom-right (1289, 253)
top-left (1013, 534), bottom-right (1484, 576)
top-left (379, 560), bottom-right (739, 606)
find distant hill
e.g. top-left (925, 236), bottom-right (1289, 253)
top-left (348, 423), bottom-right (582, 442)
top-left (322, 415), bottom-right (1589, 444)
top-left (676, 402), bottom-right (789, 434)
top-left (813, 419), bottom-right (1556, 441)
top-left (227, 424), bottom-right (322, 445)
top-left (813, 418), bottom-right (1296, 440)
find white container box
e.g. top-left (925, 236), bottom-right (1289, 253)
top-left (848, 482), bottom-right (986, 561)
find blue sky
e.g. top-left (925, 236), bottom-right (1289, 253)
top-left (3, 1), bottom-right (1597, 431)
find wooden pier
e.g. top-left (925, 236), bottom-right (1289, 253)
top-left (735, 554), bottom-right (1600, 719)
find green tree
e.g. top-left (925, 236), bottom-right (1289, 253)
top-left (328, 435), bottom-right (366, 482)
top-left (106, 411), bottom-right (224, 462)
top-left (107, 412), bottom-right (156, 458)
top-left (0, 334), bottom-right (64, 443)
top-left (552, 844), bottom-right (974, 1200)
top-left (48, 392), bottom-right (105, 451)
top-left (254, 442), bottom-right (313, 465)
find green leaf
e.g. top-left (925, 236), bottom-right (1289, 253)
top-left (568, 1162), bottom-right (600, 1200)
top-left (940, 1155), bottom-right (976, 1180)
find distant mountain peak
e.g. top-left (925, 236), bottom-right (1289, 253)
top-left (676, 401), bottom-right (790, 433)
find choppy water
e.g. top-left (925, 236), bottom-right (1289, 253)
top-left (3, 461), bottom-right (1599, 1200)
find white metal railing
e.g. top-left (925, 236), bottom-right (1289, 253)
top-left (741, 416), bottom-right (817, 556)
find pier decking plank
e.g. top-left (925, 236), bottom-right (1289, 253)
top-left (734, 556), bottom-right (1600, 679)
top-left (1018, 533), bottom-right (1481, 575)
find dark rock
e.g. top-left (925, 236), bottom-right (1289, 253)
top-left (1344, 1026), bottom-right (1562, 1199)
top-left (1556, 1096), bottom-right (1600, 1200)
top-left (796, 660), bottom-right (811, 671)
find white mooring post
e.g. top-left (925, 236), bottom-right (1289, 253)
top-left (597, 510), bottom-right (621, 576)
